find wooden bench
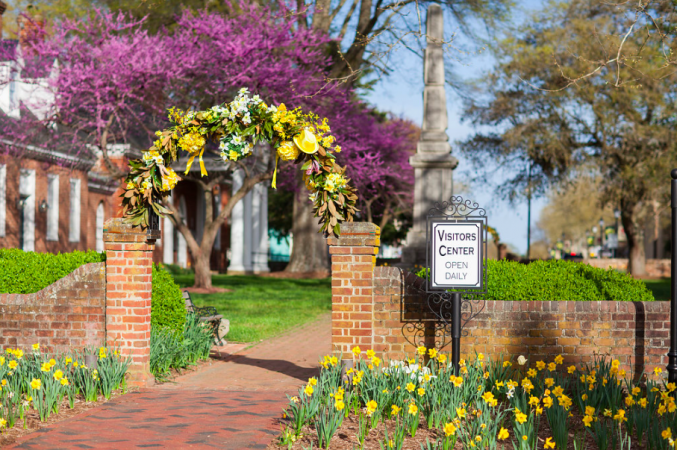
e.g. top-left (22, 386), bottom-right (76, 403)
top-left (182, 290), bottom-right (225, 345)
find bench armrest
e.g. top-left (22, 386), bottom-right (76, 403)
top-left (194, 306), bottom-right (219, 318)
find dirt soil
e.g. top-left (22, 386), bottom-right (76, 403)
top-left (182, 286), bottom-right (232, 294)
top-left (267, 407), bottom-right (647, 450)
top-left (259, 271), bottom-right (330, 279)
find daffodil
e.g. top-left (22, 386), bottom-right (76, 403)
top-left (444, 422), bottom-right (456, 436)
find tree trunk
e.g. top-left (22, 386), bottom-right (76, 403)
top-left (193, 250), bottom-right (212, 289)
top-left (285, 189), bottom-right (329, 273)
top-left (621, 200), bottom-right (646, 277)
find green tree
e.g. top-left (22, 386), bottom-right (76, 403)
top-left (536, 175), bottom-right (620, 248)
top-left (459, 0), bottom-right (677, 276)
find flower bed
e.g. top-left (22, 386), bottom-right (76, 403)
top-left (0, 344), bottom-right (129, 444)
top-left (150, 314), bottom-right (214, 382)
top-left (272, 347), bottom-right (676, 449)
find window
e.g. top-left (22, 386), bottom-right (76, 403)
top-left (69, 178), bottom-right (81, 243)
top-left (0, 164), bottom-right (5, 237)
top-left (95, 202), bottom-right (104, 252)
top-left (46, 174), bottom-right (59, 241)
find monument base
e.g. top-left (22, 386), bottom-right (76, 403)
top-left (401, 230), bottom-right (427, 266)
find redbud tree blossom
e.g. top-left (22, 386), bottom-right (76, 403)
top-left (0, 6), bottom-right (414, 287)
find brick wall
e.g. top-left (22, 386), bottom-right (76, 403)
top-left (0, 262), bottom-right (105, 354)
top-left (329, 223), bottom-right (673, 378)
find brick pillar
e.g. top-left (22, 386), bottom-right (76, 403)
top-left (327, 222), bottom-right (380, 355)
top-left (103, 218), bottom-right (155, 387)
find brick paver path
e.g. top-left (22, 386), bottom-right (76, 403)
top-left (8, 314), bottom-right (331, 450)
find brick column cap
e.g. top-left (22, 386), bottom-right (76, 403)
top-left (327, 222), bottom-right (381, 247)
top-left (104, 218), bottom-right (151, 244)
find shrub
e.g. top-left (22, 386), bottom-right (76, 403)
top-left (417, 259), bottom-right (655, 301)
top-left (0, 248), bottom-right (105, 294)
top-left (160, 263), bottom-right (194, 275)
top-left (151, 264), bottom-right (186, 333)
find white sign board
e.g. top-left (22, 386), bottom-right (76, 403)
top-left (430, 221), bottom-right (483, 289)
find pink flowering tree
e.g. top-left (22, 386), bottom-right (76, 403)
top-left (1, 7), bottom-right (415, 288)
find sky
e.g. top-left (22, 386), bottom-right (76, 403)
top-left (365, 0), bottom-right (546, 255)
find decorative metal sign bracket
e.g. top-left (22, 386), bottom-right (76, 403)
top-left (425, 195), bottom-right (488, 373)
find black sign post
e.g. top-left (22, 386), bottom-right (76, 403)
top-left (668, 170), bottom-right (677, 383)
top-left (426, 196), bottom-right (487, 374)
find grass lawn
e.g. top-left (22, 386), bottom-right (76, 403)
top-left (171, 274), bottom-right (331, 343)
top-left (644, 278), bottom-right (670, 301)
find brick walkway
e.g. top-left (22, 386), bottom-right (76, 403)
top-left (8, 314), bottom-right (331, 450)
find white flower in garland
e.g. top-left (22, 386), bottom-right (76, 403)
top-left (142, 149), bottom-right (164, 167)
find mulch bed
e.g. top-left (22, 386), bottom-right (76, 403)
top-left (267, 407), bottom-right (647, 449)
top-left (258, 271), bottom-right (330, 279)
top-left (182, 286), bottom-right (232, 294)
top-left (0, 389), bottom-right (130, 448)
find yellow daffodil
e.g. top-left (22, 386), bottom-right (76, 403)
top-left (366, 400), bottom-right (378, 416)
top-left (444, 422), bottom-right (456, 436)
top-left (498, 427), bottom-right (509, 440)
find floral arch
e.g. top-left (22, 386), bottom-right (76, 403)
top-left (121, 88), bottom-right (358, 236)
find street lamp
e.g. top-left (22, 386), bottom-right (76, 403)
top-left (614, 208), bottom-right (621, 257)
top-left (668, 169), bottom-right (677, 383)
top-left (599, 218), bottom-right (605, 255)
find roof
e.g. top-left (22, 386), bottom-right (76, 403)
top-left (0, 105), bottom-right (98, 171)
top-left (88, 171), bottom-right (121, 195)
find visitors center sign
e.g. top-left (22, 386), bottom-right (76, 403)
top-left (430, 221), bottom-right (482, 289)
top-left (426, 196), bottom-right (487, 293)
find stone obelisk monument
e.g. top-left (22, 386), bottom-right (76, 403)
top-left (402, 4), bottom-right (458, 265)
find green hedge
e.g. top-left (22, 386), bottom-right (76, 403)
top-left (151, 264), bottom-right (186, 333)
top-left (0, 249), bottom-right (105, 294)
top-left (0, 250), bottom-right (187, 334)
top-left (418, 259), bottom-right (655, 301)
